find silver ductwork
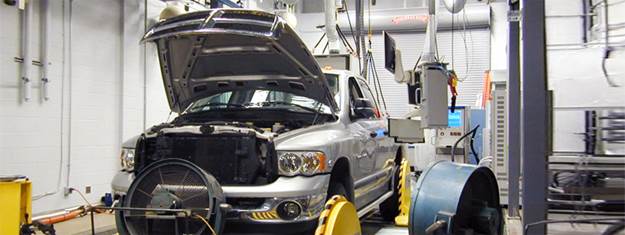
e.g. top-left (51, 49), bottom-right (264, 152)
top-left (297, 5), bottom-right (489, 33)
top-left (324, 0), bottom-right (340, 53)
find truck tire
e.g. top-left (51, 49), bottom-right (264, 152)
top-left (378, 165), bottom-right (400, 221)
top-left (114, 197), bottom-right (130, 235)
top-left (327, 181), bottom-right (348, 201)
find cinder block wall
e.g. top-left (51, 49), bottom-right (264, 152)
top-left (0, 0), bottom-right (169, 214)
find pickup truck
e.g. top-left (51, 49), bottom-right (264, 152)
top-left (111, 9), bottom-right (402, 234)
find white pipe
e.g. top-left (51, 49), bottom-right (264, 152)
top-left (324, 0), bottom-right (340, 53)
top-left (20, 0), bottom-right (33, 102)
top-left (422, 0), bottom-right (438, 63)
top-left (64, 0), bottom-right (73, 195)
top-left (41, 0), bottom-right (51, 101)
top-left (33, 0), bottom-right (62, 201)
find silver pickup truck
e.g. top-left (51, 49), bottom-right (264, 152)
top-left (111, 9), bottom-right (401, 234)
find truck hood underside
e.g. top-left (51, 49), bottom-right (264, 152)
top-left (142, 9), bottom-right (338, 113)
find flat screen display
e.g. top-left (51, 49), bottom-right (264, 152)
top-left (448, 109), bottom-right (463, 127)
top-left (384, 31), bottom-right (396, 73)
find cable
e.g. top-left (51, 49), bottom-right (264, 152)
top-left (69, 188), bottom-right (93, 207)
top-left (342, 0), bottom-right (358, 51)
top-left (194, 214), bottom-right (217, 235)
top-left (336, 25), bottom-right (357, 56)
top-left (458, 9), bottom-right (472, 82)
top-left (370, 53), bottom-right (388, 112)
top-left (469, 129), bottom-right (479, 163)
top-left (313, 32), bottom-right (327, 53)
top-left (600, 0), bottom-right (620, 87)
top-left (451, 125), bottom-right (480, 162)
top-left (322, 41), bottom-right (329, 54)
top-left (341, 0), bottom-right (362, 72)
top-left (524, 218), bottom-right (625, 234)
top-left (451, 5), bottom-right (455, 71)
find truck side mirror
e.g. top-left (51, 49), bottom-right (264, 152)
top-left (353, 98), bottom-right (376, 119)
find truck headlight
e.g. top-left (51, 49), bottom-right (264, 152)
top-left (278, 151), bottom-right (326, 176)
top-left (120, 148), bottom-right (135, 171)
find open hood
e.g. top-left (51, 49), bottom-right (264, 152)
top-left (142, 9), bottom-right (337, 113)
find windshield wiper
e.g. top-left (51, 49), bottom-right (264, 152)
top-left (187, 102), bottom-right (244, 113)
top-left (254, 101), bottom-right (323, 114)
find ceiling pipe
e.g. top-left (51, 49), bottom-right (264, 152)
top-left (20, 0), bottom-right (33, 102)
top-left (334, 5), bottom-right (489, 33)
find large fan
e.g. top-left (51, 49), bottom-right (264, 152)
top-left (123, 159), bottom-right (225, 235)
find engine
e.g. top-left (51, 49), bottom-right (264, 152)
top-left (134, 123), bottom-right (279, 186)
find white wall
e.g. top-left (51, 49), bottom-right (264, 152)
top-left (488, 0), bottom-right (625, 152)
top-left (545, 0), bottom-right (625, 153)
top-left (0, 0), bottom-right (170, 214)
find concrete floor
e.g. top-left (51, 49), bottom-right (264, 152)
top-left (505, 211), bottom-right (625, 235)
top-left (34, 213), bottom-right (116, 235)
top-left (38, 210), bottom-right (623, 235)
top-left (40, 212), bottom-right (409, 235)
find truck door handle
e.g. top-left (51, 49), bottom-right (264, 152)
top-left (370, 129), bottom-right (388, 138)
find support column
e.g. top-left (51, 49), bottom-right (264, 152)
top-left (507, 0), bottom-right (520, 218)
top-left (521, 0), bottom-right (549, 234)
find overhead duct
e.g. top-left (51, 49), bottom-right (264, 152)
top-left (324, 0), bottom-right (340, 53)
top-left (296, 5), bottom-right (489, 33)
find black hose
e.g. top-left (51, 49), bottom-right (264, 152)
top-left (469, 129), bottom-right (479, 163)
top-left (313, 32), bottom-right (327, 53)
top-left (451, 125), bottom-right (480, 162)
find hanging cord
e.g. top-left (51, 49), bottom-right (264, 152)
top-left (599, 0), bottom-right (620, 87)
top-left (367, 0), bottom-right (372, 44)
top-left (312, 32), bottom-right (327, 54)
top-left (341, 0), bottom-right (359, 51)
top-left (194, 214), bottom-right (217, 235)
top-left (322, 40), bottom-right (330, 54)
top-left (336, 25), bottom-right (358, 56)
top-left (451, 125), bottom-right (480, 162)
top-left (69, 188), bottom-right (93, 207)
top-left (413, 55), bottom-right (422, 71)
top-left (457, 9), bottom-right (472, 82)
top-left (341, 0), bottom-right (362, 72)
top-left (451, 6), bottom-right (455, 71)
top-left (369, 53), bottom-right (389, 113)
top-left (368, 54), bottom-right (381, 101)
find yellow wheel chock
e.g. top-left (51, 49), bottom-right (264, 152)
top-left (395, 159), bottom-right (411, 226)
top-left (315, 195), bottom-right (361, 235)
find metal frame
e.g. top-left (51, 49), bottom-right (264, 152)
top-left (507, 0), bottom-right (521, 218)
top-left (521, 0), bottom-right (549, 234)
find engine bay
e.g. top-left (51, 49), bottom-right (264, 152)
top-left (135, 123), bottom-right (279, 186)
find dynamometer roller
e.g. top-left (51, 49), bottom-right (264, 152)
top-left (113, 158), bottom-right (501, 235)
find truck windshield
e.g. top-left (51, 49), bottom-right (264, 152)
top-left (184, 89), bottom-right (335, 114)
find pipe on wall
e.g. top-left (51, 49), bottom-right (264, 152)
top-left (40, 0), bottom-right (51, 101)
top-left (20, 0), bottom-right (33, 102)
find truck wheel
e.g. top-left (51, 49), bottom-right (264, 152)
top-left (114, 197), bottom-right (130, 235)
top-left (378, 165), bottom-right (400, 221)
top-left (327, 181), bottom-right (348, 201)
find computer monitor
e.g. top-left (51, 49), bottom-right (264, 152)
top-left (384, 31), bottom-right (396, 73)
top-left (448, 108), bottom-right (464, 127)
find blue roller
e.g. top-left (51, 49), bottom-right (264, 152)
top-left (409, 161), bottom-right (502, 235)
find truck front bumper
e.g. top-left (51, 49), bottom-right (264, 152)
top-left (111, 171), bottom-right (330, 226)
